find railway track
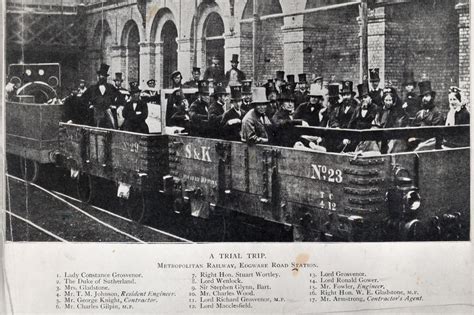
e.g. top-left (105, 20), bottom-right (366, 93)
top-left (5, 174), bottom-right (192, 243)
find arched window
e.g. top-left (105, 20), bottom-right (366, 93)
top-left (203, 12), bottom-right (225, 69)
top-left (161, 20), bottom-right (178, 88)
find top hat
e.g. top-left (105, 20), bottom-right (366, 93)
top-left (418, 80), bottom-right (436, 97)
top-left (298, 73), bottom-right (307, 83)
top-left (402, 70), bottom-right (416, 87)
top-left (328, 83), bottom-right (340, 98)
top-left (241, 80), bottom-right (252, 94)
top-left (97, 63), bottom-right (110, 76)
top-left (147, 78), bottom-right (156, 85)
top-left (286, 75), bottom-right (295, 84)
top-left (309, 83), bottom-right (327, 97)
top-left (213, 81), bottom-right (228, 96)
top-left (192, 67), bottom-right (201, 73)
top-left (197, 80), bottom-right (210, 95)
top-left (341, 80), bottom-right (355, 95)
top-left (357, 81), bottom-right (370, 98)
top-left (231, 54), bottom-right (239, 63)
top-left (230, 85), bottom-right (242, 100)
top-left (251, 87), bottom-right (269, 104)
top-left (278, 88), bottom-right (294, 101)
top-left (276, 71), bottom-right (285, 81)
top-left (369, 68), bottom-right (380, 82)
top-left (114, 72), bottom-right (123, 82)
top-left (129, 81), bottom-right (140, 94)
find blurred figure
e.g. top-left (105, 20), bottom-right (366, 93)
top-left (183, 67), bottom-right (201, 88)
top-left (401, 70), bottom-right (420, 120)
top-left (225, 54), bottom-right (246, 86)
top-left (203, 55), bottom-right (225, 83)
top-left (241, 80), bottom-right (253, 112)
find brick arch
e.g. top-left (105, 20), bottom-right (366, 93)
top-left (149, 8), bottom-right (177, 43)
top-left (120, 19), bottom-right (141, 46)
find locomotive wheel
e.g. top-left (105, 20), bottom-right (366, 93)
top-left (121, 188), bottom-right (147, 223)
top-left (19, 157), bottom-right (39, 183)
top-left (76, 173), bottom-right (94, 203)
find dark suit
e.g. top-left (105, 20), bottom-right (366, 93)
top-left (293, 90), bottom-right (308, 107)
top-left (221, 107), bottom-right (246, 141)
top-left (189, 99), bottom-right (210, 137)
top-left (208, 100), bottom-right (226, 138)
top-left (349, 105), bottom-right (377, 129)
top-left (63, 94), bottom-right (90, 125)
top-left (81, 82), bottom-right (119, 128)
top-left (293, 102), bottom-right (328, 127)
top-left (272, 109), bottom-right (303, 147)
top-left (412, 107), bottom-right (445, 126)
top-left (402, 92), bottom-right (421, 119)
top-left (225, 68), bottom-right (246, 85)
top-left (203, 65), bottom-right (225, 83)
top-left (122, 100), bottom-right (149, 133)
top-left (241, 109), bottom-right (273, 144)
top-left (330, 99), bottom-right (358, 128)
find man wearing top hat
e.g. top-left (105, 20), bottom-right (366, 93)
top-left (189, 80), bottom-right (212, 137)
top-left (209, 81), bottom-right (229, 138)
top-left (204, 55), bottom-right (225, 83)
top-left (141, 79), bottom-right (160, 104)
top-left (183, 67), bottom-right (201, 88)
top-left (225, 54), bottom-right (246, 86)
top-left (221, 85), bottom-right (246, 141)
top-left (241, 87), bottom-right (274, 144)
top-left (81, 63), bottom-right (119, 128)
top-left (122, 81), bottom-right (149, 134)
top-left (275, 71), bottom-right (285, 94)
top-left (349, 81), bottom-right (378, 130)
top-left (272, 90), bottom-right (307, 147)
top-left (369, 68), bottom-right (383, 110)
top-left (294, 73), bottom-right (309, 108)
top-left (265, 79), bottom-right (279, 118)
top-left (112, 72), bottom-right (130, 128)
top-left (294, 83), bottom-right (329, 127)
top-left (412, 80), bottom-right (444, 126)
top-left (241, 80), bottom-right (253, 112)
top-left (330, 80), bottom-right (358, 129)
top-left (401, 70), bottom-right (421, 119)
top-left (286, 75), bottom-right (296, 94)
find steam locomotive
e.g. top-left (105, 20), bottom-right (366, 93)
top-left (6, 65), bottom-right (470, 242)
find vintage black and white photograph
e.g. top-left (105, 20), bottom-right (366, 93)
top-left (3, 0), bottom-right (470, 243)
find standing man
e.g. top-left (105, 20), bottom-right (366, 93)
top-left (183, 67), bottom-right (201, 88)
top-left (208, 82), bottom-right (229, 138)
top-left (275, 71), bottom-right (285, 94)
top-left (141, 79), bottom-right (160, 104)
top-left (401, 70), bottom-right (420, 120)
top-left (241, 80), bottom-right (253, 112)
top-left (122, 81), bottom-right (149, 134)
top-left (265, 80), bottom-right (279, 118)
top-left (221, 85), bottom-right (246, 141)
top-left (294, 73), bottom-right (309, 107)
top-left (286, 75), bottom-right (296, 95)
top-left (189, 80), bottom-right (211, 137)
top-left (112, 72), bottom-right (130, 128)
top-left (225, 54), bottom-right (246, 86)
top-left (241, 87), bottom-right (273, 144)
top-left (369, 68), bottom-right (383, 110)
top-left (81, 63), bottom-right (119, 128)
top-left (203, 55), bottom-right (225, 83)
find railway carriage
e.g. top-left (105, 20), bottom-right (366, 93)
top-left (7, 79), bottom-right (470, 242)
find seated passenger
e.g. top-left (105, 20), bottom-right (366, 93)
top-left (349, 81), bottom-right (377, 130)
top-left (241, 87), bottom-right (274, 144)
top-left (189, 80), bottom-right (211, 137)
top-left (329, 80), bottom-right (358, 129)
top-left (241, 80), bottom-right (253, 112)
top-left (294, 83), bottom-right (329, 127)
top-left (208, 82), bottom-right (229, 138)
top-left (272, 91), bottom-right (307, 147)
top-left (374, 87), bottom-right (408, 153)
top-left (412, 80), bottom-right (445, 126)
top-left (221, 85), bottom-right (246, 141)
top-left (122, 81), bottom-right (149, 133)
top-left (168, 89), bottom-right (190, 131)
top-left (444, 86), bottom-right (470, 148)
top-left (265, 80), bottom-right (279, 118)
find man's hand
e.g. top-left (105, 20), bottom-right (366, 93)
top-left (227, 118), bottom-right (241, 125)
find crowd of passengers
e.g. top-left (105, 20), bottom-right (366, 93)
top-left (61, 57), bottom-right (469, 154)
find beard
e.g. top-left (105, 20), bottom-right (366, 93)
top-left (422, 99), bottom-right (435, 110)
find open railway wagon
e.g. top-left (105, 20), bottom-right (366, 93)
top-left (6, 63), bottom-right (64, 182)
top-left (57, 87), bottom-right (470, 241)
